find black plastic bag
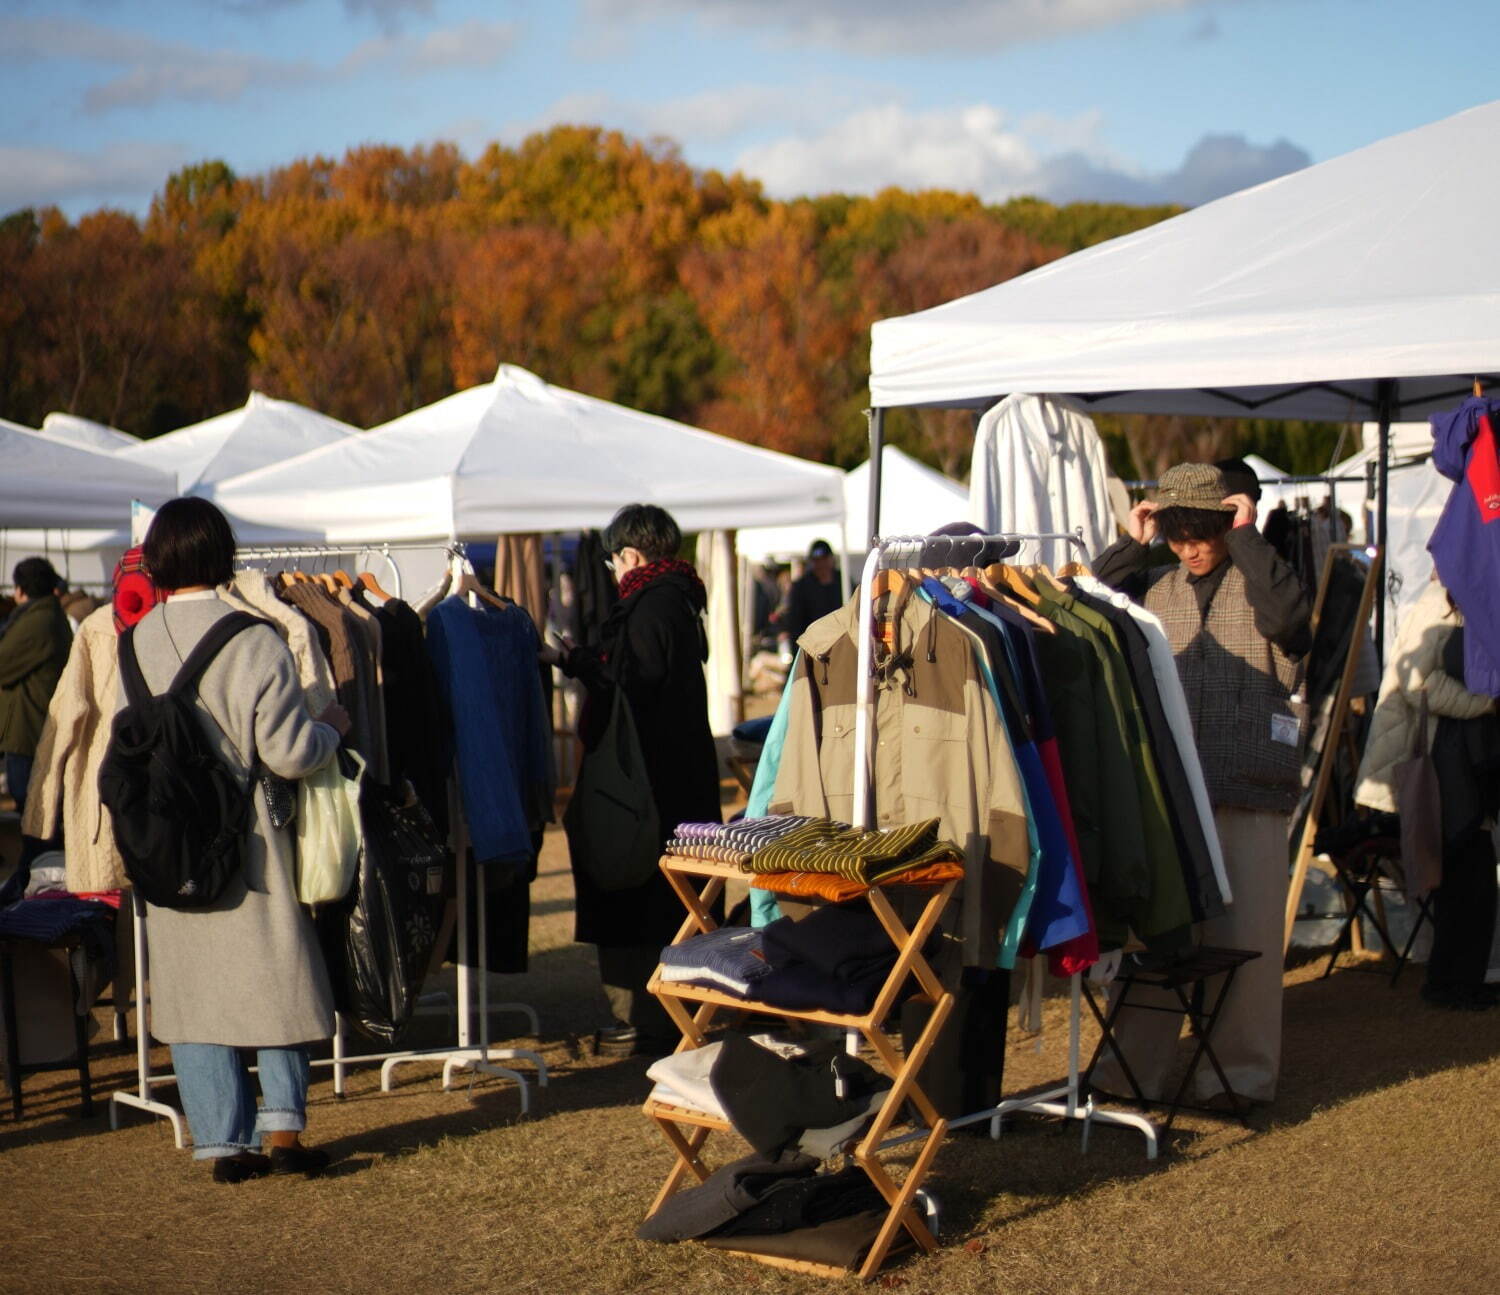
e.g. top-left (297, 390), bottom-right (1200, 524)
top-left (320, 783), bottom-right (451, 1046)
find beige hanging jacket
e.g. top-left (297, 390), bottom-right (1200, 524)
top-left (21, 606), bottom-right (127, 892)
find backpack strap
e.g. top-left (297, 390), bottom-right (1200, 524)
top-left (166, 612), bottom-right (275, 699)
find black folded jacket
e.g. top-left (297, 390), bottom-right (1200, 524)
top-left (635, 1148), bottom-right (819, 1243)
top-left (710, 1033), bottom-right (890, 1157)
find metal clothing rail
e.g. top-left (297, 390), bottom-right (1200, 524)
top-left (110, 542), bottom-right (546, 1148)
top-left (231, 539), bottom-right (467, 602)
top-left (849, 531), bottom-right (1158, 1158)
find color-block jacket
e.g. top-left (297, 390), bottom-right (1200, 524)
top-left (768, 587), bottom-right (1029, 967)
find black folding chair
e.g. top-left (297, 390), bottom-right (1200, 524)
top-left (1319, 835), bottom-right (1432, 984)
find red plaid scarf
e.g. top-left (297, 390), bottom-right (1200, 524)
top-left (616, 556), bottom-right (704, 604)
top-left (112, 546), bottom-right (161, 634)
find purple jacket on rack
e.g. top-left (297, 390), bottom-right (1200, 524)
top-left (1427, 395), bottom-right (1500, 697)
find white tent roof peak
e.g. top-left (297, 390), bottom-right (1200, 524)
top-left (871, 100), bottom-right (1500, 420)
top-left (39, 412), bottom-right (140, 453)
top-left (119, 392), bottom-right (361, 494)
top-left (211, 368), bottom-right (845, 543)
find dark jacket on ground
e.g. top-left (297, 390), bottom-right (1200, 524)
top-left (0, 595), bottom-right (72, 756)
top-left (565, 568), bottom-right (721, 948)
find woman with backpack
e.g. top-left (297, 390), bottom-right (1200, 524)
top-left (122, 499), bottom-right (349, 1182)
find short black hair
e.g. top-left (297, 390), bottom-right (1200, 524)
top-left (1214, 456), bottom-right (1262, 502)
top-left (604, 504), bottom-right (681, 563)
top-left (1155, 506), bottom-right (1234, 544)
top-left (13, 557), bottom-right (60, 599)
top-left (143, 497), bottom-right (237, 591)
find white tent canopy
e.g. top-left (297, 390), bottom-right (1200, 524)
top-left (118, 391), bottom-right (360, 495)
top-left (38, 412), bottom-right (140, 453)
top-left (871, 101), bottom-right (1500, 423)
top-left (211, 365), bottom-right (845, 544)
top-left (738, 446), bottom-right (966, 562)
top-left (0, 418), bottom-right (174, 530)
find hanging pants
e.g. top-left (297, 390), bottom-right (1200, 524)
top-left (1092, 807), bottom-right (1288, 1104)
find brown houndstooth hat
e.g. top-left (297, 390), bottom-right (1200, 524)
top-left (1152, 462), bottom-right (1236, 511)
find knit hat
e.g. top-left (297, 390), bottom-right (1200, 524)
top-left (112, 546), bottom-right (161, 634)
top-left (1153, 462), bottom-right (1236, 511)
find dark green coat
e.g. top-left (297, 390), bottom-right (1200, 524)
top-left (0, 596), bottom-right (73, 756)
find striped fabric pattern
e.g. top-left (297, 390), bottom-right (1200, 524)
top-left (749, 859), bottom-right (964, 903)
top-left (663, 839), bottom-right (753, 867)
top-left (746, 818), bottom-right (962, 883)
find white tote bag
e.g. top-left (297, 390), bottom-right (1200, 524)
top-left (295, 749), bottom-right (365, 906)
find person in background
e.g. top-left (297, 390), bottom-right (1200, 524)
top-left (777, 539), bottom-right (842, 659)
top-left (1355, 576), bottom-right (1499, 1010)
top-left (547, 503), bottom-right (721, 1055)
top-left (1090, 462), bottom-right (1311, 1105)
top-left (132, 498), bottom-right (350, 1182)
top-left (0, 557), bottom-right (72, 817)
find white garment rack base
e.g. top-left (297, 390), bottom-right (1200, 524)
top-left (852, 534), bottom-right (1158, 1161)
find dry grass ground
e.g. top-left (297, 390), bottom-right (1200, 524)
top-left (4, 796), bottom-right (1500, 1294)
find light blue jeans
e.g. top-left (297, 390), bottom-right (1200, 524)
top-left (169, 1043), bottom-right (310, 1160)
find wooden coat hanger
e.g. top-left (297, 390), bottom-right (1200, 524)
top-left (316, 573), bottom-right (338, 594)
top-left (358, 571), bottom-right (394, 601)
top-left (332, 569), bottom-right (355, 589)
top-left (988, 563), bottom-right (1042, 607)
top-left (455, 564), bottom-right (510, 611)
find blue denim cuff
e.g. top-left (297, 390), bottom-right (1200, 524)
top-left (192, 1142), bottom-right (254, 1161)
top-left (254, 1107), bottom-right (307, 1135)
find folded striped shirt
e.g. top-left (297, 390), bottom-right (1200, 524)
top-left (746, 818), bottom-right (962, 883)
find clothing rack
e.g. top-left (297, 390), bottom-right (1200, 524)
top-left (110, 543), bottom-right (546, 1148)
top-left (851, 531), bottom-right (1158, 1158)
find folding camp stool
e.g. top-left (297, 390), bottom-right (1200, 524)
top-left (0, 931), bottom-right (96, 1119)
top-left (1081, 946), bottom-right (1260, 1132)
top-left (1320, 835), bottom-right (1432, 984)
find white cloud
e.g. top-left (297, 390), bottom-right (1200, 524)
top-left (587, 0), bottom-right (1209, 56)
top-left (0, 140), bottom-right (188, 212)
top-left (0, 14), bottom-right (516, 115)
top-left (734, 101), bottom-right (1309, 206)
top-left (501, 83), bottom-right (869, 151)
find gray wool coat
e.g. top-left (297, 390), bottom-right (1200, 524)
top-left (127, 593), bottom-right (340, 1047)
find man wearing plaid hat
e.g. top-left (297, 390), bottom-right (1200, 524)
top-left (1089, 461), bottom-right (1311, 1106)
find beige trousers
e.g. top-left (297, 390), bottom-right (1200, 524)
top-left (1091, 806), bottom-right (1289, 1104)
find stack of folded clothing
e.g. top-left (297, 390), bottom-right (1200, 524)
top-left (657, 927), bottom-right (770, 998)
top-left (754, 903), bottom-right (905, 1015)
top-left (664, 815), bottom-right (847, 868)
top-left (747, 817), bottom-right (961, 884)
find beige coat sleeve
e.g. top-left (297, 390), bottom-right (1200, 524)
top-left (20, 621), bottom-right (96, 840)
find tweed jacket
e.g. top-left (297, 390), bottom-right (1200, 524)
top-left (0, 594), bottom-right (74, 756)
top-left (1147, 563), bottom-right (1306, 812)
top-left (768, 588), bottom-right (1029, 968)
top-left (128, 594), bottom-right (340, 1046)
top-left (21, 607), bottom-right (128, 891)
top-left (1355, 580), bottom-right (1494, 814)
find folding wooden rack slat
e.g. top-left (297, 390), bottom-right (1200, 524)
top-left (641, 854), bottom-right (957, 1282)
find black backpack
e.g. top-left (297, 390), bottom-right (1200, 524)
top-left (99, 611), bottom-right (271, 909)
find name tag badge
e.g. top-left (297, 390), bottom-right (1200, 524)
top-left (1271, 713), bottom-right (1300, 746)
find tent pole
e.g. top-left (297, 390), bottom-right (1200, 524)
top-left (1374, 378), bottom-right (1396, 665)
top-left (867, 408), bottom-right (886, 546)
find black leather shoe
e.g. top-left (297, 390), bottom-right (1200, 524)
top-left (212, 1152), bottom-right (272, 1184)
top-left (269, 1144), bottom-right (332, 1177)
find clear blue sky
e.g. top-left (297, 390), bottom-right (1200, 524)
top-left (2, 0), bottom-right (1493, 217)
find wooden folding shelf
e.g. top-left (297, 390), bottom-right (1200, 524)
top-left (641, 855), bottom-right (958, 1282)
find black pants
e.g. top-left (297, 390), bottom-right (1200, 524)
top-left (1427, 828), bottom-right (1498, 995)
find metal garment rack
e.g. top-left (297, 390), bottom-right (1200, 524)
top-left (851, 531), bottom-right (1158, 1158)
top-left (110, 543), bottom-right (546, 1147)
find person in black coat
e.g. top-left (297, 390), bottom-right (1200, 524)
top-left (550, 504), bottom-right (722, 1052)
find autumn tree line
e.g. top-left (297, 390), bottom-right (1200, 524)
top-left (0, 126), bottom-right (1350, 481)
